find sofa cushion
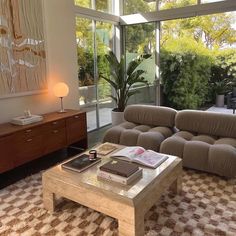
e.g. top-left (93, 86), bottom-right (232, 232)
top-left (176, 110), bottom-right (236, 138)
top-left (137, 132), bottom-right (165, 151)
top-left (182, 141), bottom-right (210, 171)
top-left (160, 132), bottom-right (236, 178)
top-left (124, 105), bottom-right (177, 128)
top-left (161, 109), bottom-right (236, 178)
top-left (160, 136), bottom-right (185, 158)
top-left (104, 122), bottom-right (173, 152)
top-left (215, 138), bottom-right (236, 148)
top-left (209, 145), bottom-right (236, 178)
top-left (173, 131), bottom-right (195, 140)
top-left (191, 135), bottom-right (216, 145)
top-left (103, 105), bottom-right (177, 152)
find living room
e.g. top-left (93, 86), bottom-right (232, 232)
top-left (0, 0), bottom-right (236, 235)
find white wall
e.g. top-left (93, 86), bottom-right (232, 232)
top-left (0, 0), bottom-right (79, 123)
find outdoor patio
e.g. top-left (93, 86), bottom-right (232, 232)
top-left (207, 105), bottom-right (235, 114)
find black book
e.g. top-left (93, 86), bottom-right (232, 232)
top-left (99, 160), bottom-right (139, 177)
top-left (62, 154), bottom-right (101, 173)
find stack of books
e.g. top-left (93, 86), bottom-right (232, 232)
top-left (97, 160), bottom-right (142, 185)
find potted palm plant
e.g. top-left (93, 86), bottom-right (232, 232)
top-left (101, 51), bottom-right (151, 125)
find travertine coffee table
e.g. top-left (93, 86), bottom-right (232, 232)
top-left (42, 144), bottom-right (182, 236)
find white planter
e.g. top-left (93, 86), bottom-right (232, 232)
top-left (216, 94), bottom-right (225, 107)
top-left (111, 110), bottom-right (124, 126)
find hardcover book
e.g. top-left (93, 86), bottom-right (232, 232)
top-left (110, 146), bottom-right (169, 168)
top-left (95, 142), bottom-right (117, 155)
top-left (62, 154), bottom-right (101, 173)
top-left (97, 168), bottom-right (142, 185)
top-left (99, 160), bottom-right (139, 177)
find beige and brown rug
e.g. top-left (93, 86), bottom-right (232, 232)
top-left (0, 169), bottom-right (235, 236)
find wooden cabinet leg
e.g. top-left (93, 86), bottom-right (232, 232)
top-left (119, 210), bottom-right (144, 236)
top-left (43, 189), bottom-right (55, 212)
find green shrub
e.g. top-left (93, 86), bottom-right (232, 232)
top-left (161, 50), bottom-right (211, 109)
top-left (209, 49), bottom-right (236, 99)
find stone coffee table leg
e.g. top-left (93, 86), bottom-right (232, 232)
top-left (170, 175), bottom-right (182, 194)
top-left (42, 174), bottom-right (55, 212)
top-left (118, 206), bottom-right (144, 236)
top-left (43, 189), bottom-right (55, 212)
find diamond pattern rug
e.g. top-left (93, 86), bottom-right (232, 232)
top-left (0, 169), bottom-right (235, 236)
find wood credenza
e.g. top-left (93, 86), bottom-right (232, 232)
top-left (0, 109), bottom-right (87, 174)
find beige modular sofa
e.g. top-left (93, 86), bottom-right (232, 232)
top-left (103, 105), bottom-right (236, 178)
top-left (160, 110), bottom-right (236, 178)
top-left (103, 105), bottom-right (177, 152)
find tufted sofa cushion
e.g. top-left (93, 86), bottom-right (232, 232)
top-left (124, 104), bottom-right (176, 127)
top-left (176, 110), bottom-right (236, 138)
top-left (103, 105), bottom-right (177, 151)
top-left (160, 110), bottom-right (236, 178)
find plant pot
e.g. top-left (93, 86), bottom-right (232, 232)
top-left (216, 94), bottom-right (225, 107)
top-left (111, 110), bottom-right (124, 126)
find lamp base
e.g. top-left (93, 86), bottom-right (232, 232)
top-left (57, 97), bottom-right (67, 113)
top-left (57, 109), bottom-right (67, 113)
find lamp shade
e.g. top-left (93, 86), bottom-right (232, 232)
top-left (53, 82), bottom-right (69, 98)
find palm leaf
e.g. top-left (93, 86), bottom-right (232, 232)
top-left (127, 70), bottom-right (146, 85)
top-left (109, 95), bottom-right (118, 104)
top-left (100, 75), bottom-right (119, 90)
top-left (127, 54), bottom-right (151, 76)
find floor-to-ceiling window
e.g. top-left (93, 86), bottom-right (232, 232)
top-left (76, 16), bottom-right (115, 131)
top-left (96, 21), bottom-right (114, 128)
top-left (124, 23), bottom-right (156, 105)
top-left (160, 11), bottom-right (236, 110)
top-left (74, 0), bottom-right (113, 13)
top-left (74, 0), bottom-right (236, 130)
top-left (123, 0), bottom-right (156, 14)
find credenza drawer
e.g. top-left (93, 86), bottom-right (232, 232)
top-left (44, 119), bottom-right (66, 130)
top-left (14, 135), bottom-right (44, 166)
top-left (66, 113), bottom-right (87, 145)
top-left (14, 125), bottom-right (46, 140)
top-left (0, 135), bottom-right (14, 173)
top-left (43, 127), bottom-right (67, 154)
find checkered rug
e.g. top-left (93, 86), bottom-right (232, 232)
top-left (0, 169), bottom-right (235, 236)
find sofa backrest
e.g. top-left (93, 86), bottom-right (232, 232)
top-left (124, 105), bottom-right (177, 128)
top-left (176, 110), bottom-right (236, 138)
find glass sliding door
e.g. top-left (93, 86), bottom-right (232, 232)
top-left (96, 21), bottom-right (114, 127)
top-left (76, 17), bottom-right (97, 131)
top-left (124, 23), bottom-right (156, 105)
top-left (76, 16), bottom-right (115, 131)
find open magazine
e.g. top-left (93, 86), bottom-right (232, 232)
top-left (110, 146), bottom-right (168, 168)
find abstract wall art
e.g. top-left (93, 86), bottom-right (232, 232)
top-left (0, 0), bottom-right (47, 98)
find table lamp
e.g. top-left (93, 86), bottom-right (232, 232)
top-left (53, 82), bottom-right (69, 113)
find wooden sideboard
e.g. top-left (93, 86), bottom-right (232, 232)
top-left (0, 109), bottom-right (87, 174)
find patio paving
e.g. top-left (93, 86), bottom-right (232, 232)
top-left (87, 107), bottom-right (112, 131)
top-left (207, 105), bottom-right (235, 114)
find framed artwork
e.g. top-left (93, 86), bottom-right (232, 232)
top-left (0, 0), bottom-right (47, 98)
